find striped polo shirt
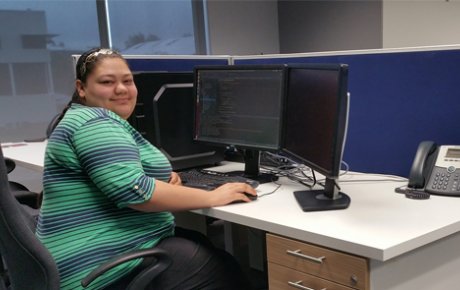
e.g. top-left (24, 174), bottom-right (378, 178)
top-left (36, 103), bottom-right (175, 290)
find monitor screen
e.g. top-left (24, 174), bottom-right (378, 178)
top-left (129, 71), bottom-right (224, 170)
top-left (282, 63), bottom-right (350, 211)
top-left (193, 65), bottom-right (287, 182)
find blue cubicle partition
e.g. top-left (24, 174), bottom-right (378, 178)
top-left (72, 54), bottom-right (231, 73)
top-left (124, 55), bottom-right (231, 72)
top-left (233, 47), bottom-right (460, 176)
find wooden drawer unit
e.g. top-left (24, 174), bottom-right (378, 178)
top-left (269, 262), bottom-right (356, 290)
top-left (267, 234), bottom-right (369, 290)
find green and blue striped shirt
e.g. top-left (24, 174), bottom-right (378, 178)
top-left (36, 104), bottom-right (175, 289)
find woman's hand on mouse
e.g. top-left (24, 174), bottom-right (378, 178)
top-left (210, 183), bottom-right (257, 206)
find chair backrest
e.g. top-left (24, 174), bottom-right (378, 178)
top-left (0, 146), bottom-right (60, 290)
top-left (46, 113), bottom-right (61, 139)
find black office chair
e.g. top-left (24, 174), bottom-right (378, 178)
top-left (46, 113), bottom-right (61, 139)
top-left (0, 145), bottom-right (171, 290)
top-left (4, 112), bottom-right (63, 209)
top-left (4, 157), bottom-right (41, 209)
top-left (4, 158), bottom-right (27, 190)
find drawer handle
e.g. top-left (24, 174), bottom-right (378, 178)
top-left (286, 249), bottom-right (326, 264)
top-left (288, 280), bottom-right (326, 290)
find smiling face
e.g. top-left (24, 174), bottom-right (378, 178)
top-left (76, 57), bottom-right (137, 120)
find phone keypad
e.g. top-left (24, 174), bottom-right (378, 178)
top-left (426, 166), bottom-right (460, 195)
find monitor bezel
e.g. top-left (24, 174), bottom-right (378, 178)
top-left (192, 64), bottom-right (288, 152)
top-left (281, 63), bottom-right (350, 180)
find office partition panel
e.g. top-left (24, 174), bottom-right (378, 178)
top-left (233, 46), bottom-right (460, 176)
top-left (72, 54), bottom-right (231, 73)
top-left (124, 55), bottom-right (231, 72)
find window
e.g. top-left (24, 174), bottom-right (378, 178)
top-left (21, 35), bottom-right (48, 49)
top-left (13, 63), bottom-right (48, 95)
top-left (107, 1), bottom-right (199, 54)
top-left (0, 64), bottom-right (12, 96)
top-left (0, 1), bottom-right (100, 141)
top-left (0, 0), bottom-right (203, 142)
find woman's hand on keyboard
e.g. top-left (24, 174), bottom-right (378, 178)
top-left (168, 172), bottom-right (182, 186)
top-left (211, 183), bottom-right (257, 205)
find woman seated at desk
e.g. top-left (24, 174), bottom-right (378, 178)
top-left (36, 47), bottom-right (257, 290)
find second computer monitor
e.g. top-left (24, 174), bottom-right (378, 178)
top-left (282, 63), bottom-right (350, 211)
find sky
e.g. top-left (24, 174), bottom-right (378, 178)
top-left (0, 0), bottom-right (194, 50)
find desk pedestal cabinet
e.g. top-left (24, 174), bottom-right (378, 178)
top-left (267, 234), bottom-right (369, 290)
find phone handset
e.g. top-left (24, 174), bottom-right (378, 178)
top-left (407, 141), bottom-right (438, 189)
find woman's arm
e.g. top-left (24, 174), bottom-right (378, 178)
top-left (129, 181), bottom-right (257, 212)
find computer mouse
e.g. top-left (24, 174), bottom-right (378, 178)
top-left (229, 193), bottom-right (258, 204)
top-left (245, 192), bottom-right (258, 201)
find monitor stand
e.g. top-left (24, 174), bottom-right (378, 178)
top-left (227, 149), bottom-right (278, 184)
top-left (294, 178), bottom-right (350, 211)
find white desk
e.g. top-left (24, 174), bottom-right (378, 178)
top-left (193, 162), bottom-right (452, 261)
top-left (192, 162), bottom-right (460, 289)
top-left (1, 141), bottom-right (46, 172)
top-left (4, 143), bottom-right (460, 289)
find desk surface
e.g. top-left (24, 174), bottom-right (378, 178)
top-left (1, 141), bottom-right (46, 172)
top-left (193, 163), bottom-right (460, 262)
top-left (3, 141), bottom-right (460, 262)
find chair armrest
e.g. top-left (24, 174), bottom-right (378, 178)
top-left (81, 248), bottom-right (171, 289)
top-left (4, 158), bottom-right (15, 174)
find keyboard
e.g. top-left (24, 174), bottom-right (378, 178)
top-left (179, 169), bottom-right (259, 191)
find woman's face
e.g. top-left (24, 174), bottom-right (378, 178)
top-left (76, 57), bottom-right (137, 119)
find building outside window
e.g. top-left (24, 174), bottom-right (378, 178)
top-left (0, 0), bottom-right (201, 142)
top-left (108, 1), bottom-right (197, 55)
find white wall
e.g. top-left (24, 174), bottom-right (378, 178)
top-left (206, 0), bottom-right (383, 55)
top-left (205, 0), bottom-right (280, 55)
top-left (383, 0), bottom-right (460, 49)
top-left (206, 0), bottom-right (460, 55)
top-left (277, 1), bottom-right (382, 53)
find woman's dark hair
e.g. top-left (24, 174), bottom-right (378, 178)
top-left (71, 48), bottom-right (125, 102)
top-left (49, 48), bottom-right (126, 134)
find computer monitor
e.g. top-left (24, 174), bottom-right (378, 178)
top-left (129, 71), bottom-right (224, 170)
top-left (193, 65), bottom-right (287, 183)
top-left (281, 63), bottom-right (350, 211)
